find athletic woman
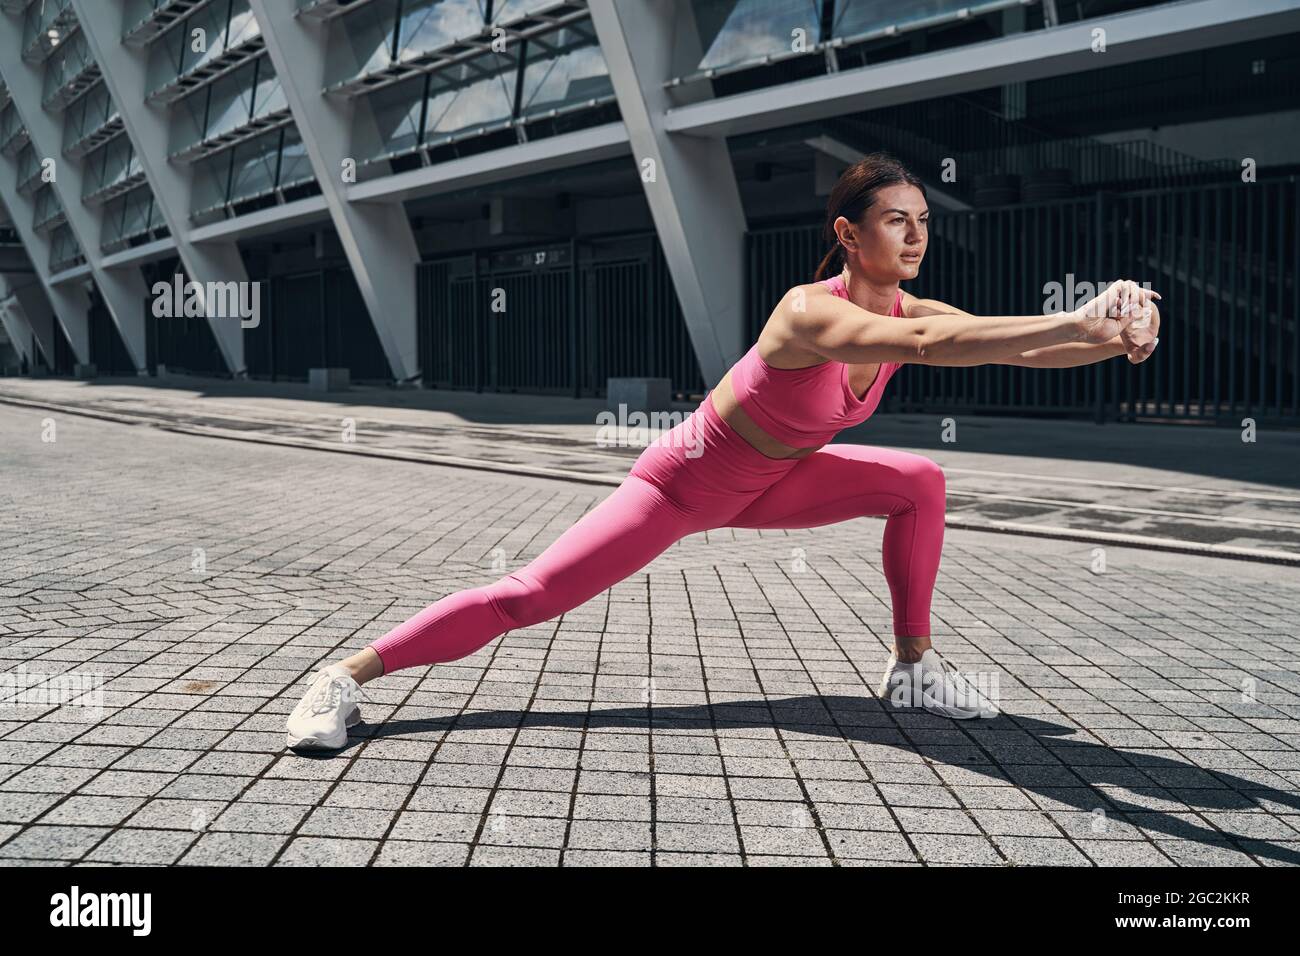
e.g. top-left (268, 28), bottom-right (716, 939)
top-left (287, 152), bottom-right (1160, 750)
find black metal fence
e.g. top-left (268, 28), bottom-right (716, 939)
top-left (243, 268), bottom-right (389, 383)
top-left (417, 234), bottom-right (704, 399)
top-left (118, 177), bottom-right (1296, 427)
top-left (749, 177), bottom-right (1298, 424)
top-left (88, 294), bottom-right (136, 375)
top-left (146, 302), bottom-right (227, 376)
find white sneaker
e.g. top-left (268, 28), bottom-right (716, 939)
top-left (285, 663), bottom-right (369, 751)
top-left (876, 648), bottom-right (1000, 719)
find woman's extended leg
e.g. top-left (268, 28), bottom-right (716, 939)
top-left (724, 444), bottom-right (946, 652)
top-left (365, 473), bottom-right (701, 674)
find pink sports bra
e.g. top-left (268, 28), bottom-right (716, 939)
top-left (727, 275), bottom-right (904, 448)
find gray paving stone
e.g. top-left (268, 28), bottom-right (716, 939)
top-left (373, 840), bottom-right (470, 867)
top-left (563, 849), bottom-right (652, 866)
top-left (84, 828), bottom-right (197, 864)
top-left (298, 806), bottom-right (397, 839)
top-left (179, 832), bottom-right (288, 866)
top-left (275, 836), bottom-right (379, 866)
top-left (565, 818), bottom-right (652, 851)
top-left (211, 802), bottom-right (311, 834)
top-left (3, 397), bottom-right (1298, 868)
top-left (0, 824), bottom-right (110, 860)
top-left (469, 844), bottom-right (561, 866)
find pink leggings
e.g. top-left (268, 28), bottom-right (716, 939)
top-left (369, 394), bottom-right (946, 674)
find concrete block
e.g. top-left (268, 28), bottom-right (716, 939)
top-left (309, 367), bottom-right (350, 392)
top-left (607, 377), bottom-right (672, 414)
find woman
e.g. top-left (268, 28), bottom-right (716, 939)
top-left (287, 152), bottom-right (1160, 749)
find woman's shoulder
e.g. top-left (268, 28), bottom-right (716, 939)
top-left (898, 288), bottom-right (918, 318)
top-left (754, 280), bottom-right (839, 367)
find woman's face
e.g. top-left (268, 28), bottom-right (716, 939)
top-left (834, 183), bottom-right (929, 282)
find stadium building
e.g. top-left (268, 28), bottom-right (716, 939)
top-left (0, 0), bottom-right (1296, 424)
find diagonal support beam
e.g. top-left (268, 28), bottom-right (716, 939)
top-left (0, 177), bottom-right (93, 366)
top-left (248, 0), bottom-right (420, 383)
top-left (5, 275), bottom-right (64, 369)
top-left (70, 0), bottom-right (247, 376)
top-left (0, 11), bottom-right (151, 374)
top-left (588, 0), bottom-right (748, 386)
top-left (0, 274), bottom-right (43, 366)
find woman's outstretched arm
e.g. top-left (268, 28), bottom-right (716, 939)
top-left (784, 279), bottom-right (1150, 368)
top-left (905, 292), bottom-right (1161, 368)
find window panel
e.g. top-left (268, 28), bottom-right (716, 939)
top-left (250, 59), bottom-right (287, 119)
top-left (146, 17), bottom-right (189, 92)
top-left (517, 33), bottom-right (611, 119)
top-left (33, 185), bottom-right (62, 229)
top-left (204, 65), bottom-right (256, 141)
top-left (172, 82), bottom-right (212, 153)
top-left (63, 82), bottom-right (114, 150)
top-left (326, 0), bottom-right (398, 87)
top-left (423, 79), bottom-right (514, 144)
top-left (695, 0), bottom-right (823, 73)
top-left (119, 185), bottom-right (154, 239)
top-left (394, 0), bottom-right (481, 63)
top-left (101, 193), bottom-right (128, 247)
top-left (180, 0), bottom-right (233, 78)
top-left (43, 30), bottom-right (96, 104)
top-left (0, 103), bottom-right (23, 148)
top-left (224, 0), bottom-right (261, 49)
top-left (276, 126), bottom-right (314, 189)
top-left (50, 222), bottom-right (82, 271)
top-left (191, 147), bottom-right (233, 212)
top-left (83, 135), bottom-right (138, 198)
top-left (16, 143), bottom-right (39, 185)
top-left (358, 75), bottom-right (425, 160)
top-left (228, 127), bottom-right (281, 202)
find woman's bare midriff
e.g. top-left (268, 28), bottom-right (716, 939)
top-left (709, 358), bottom-right (883, 462)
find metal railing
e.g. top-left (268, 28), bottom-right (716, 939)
top-left (417, 234), bottom-right (704, 397)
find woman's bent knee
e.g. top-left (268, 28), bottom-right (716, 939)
top-left (486, 571), bottom-right (557, 631)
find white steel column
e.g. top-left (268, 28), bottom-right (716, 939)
top-left (588, 0), bottom-right (749, 385)
top-left (70, 0), bottom-right (247, 376)
top-left (247, 0), bottom-right (421, 383)
top-left (0, 175), bottom-right (93, 365)
top-left (0, 275), bottom-right (40, 366)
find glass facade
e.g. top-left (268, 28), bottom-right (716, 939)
top-left (145, 0), bottom-right (264, 100)
top-left (1, 1), bottom-right (169, 258)
top-left (122, 0), bottom-right (320, 221)
top-left (169, 56), bottom-right (290, 160)
top-left (342, 3), bottom-right (614, 169)
top-left (683, 0), bottom-right (1035, 83)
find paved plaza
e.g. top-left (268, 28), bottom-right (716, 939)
top-left (1, 386), bottom-right (1298, 866)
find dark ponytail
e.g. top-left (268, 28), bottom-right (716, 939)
top-left (813, 151), bottom-right (928, 281)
